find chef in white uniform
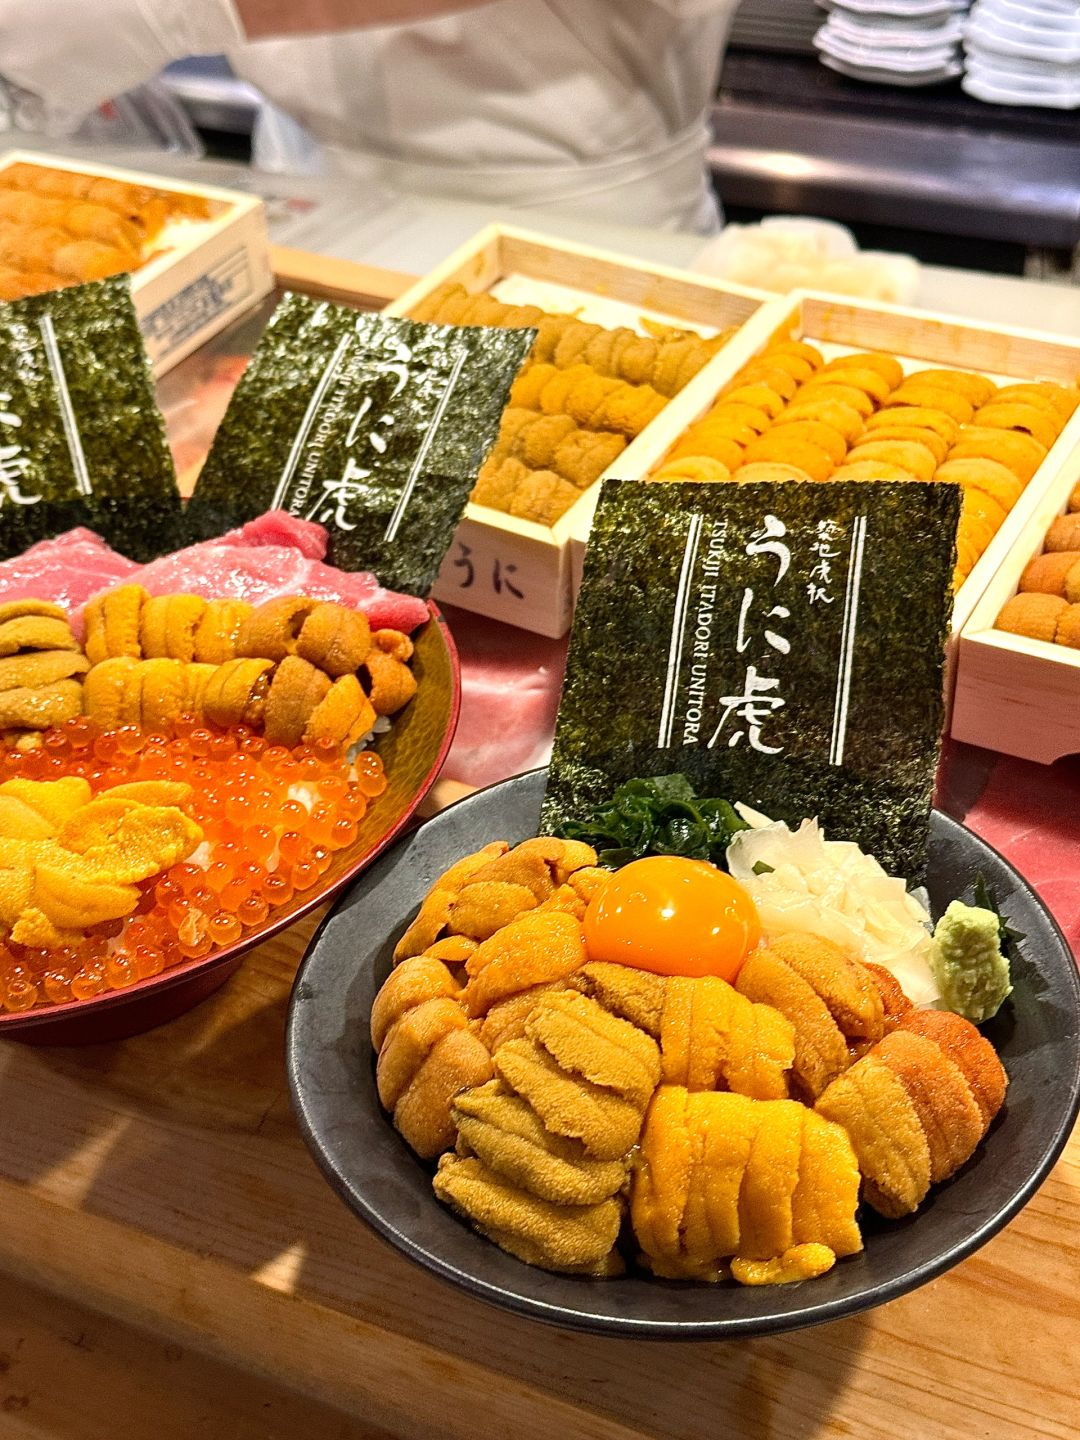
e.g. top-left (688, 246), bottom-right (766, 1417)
top-left (0, 0), bottom-right (739, 232)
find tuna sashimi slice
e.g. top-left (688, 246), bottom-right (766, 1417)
top-left (215, 510), bottom-right (328, 560)
top-left (0, 528), bottom-right (141, 611)
top-left (7, 512), bottom-right (430, 634)
top-left (134, 542), bottom-right (318, 605)
top-left (132, 538), bottom-right (427, 630)
top-left (130, 512), bottom-right (429, 629)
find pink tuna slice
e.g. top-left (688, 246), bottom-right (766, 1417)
top-left (7, 513), bottom-right (429, 634)
top-left (59, 512), bottom-right (431, 633)
top-left (0, 528), bottom-right (141, 612)
top-left (215, 510), bottom-right (328, 560)
top-left (132, 541), bottom-right (427, 630)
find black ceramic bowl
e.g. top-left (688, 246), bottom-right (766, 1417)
top-left (286, 770), bottom-right (1080, 1339)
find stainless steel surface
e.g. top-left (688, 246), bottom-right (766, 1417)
top-left (709, 101), bottom-right (1080, 248)
top-left (159, 58), bottom-right (260, 136)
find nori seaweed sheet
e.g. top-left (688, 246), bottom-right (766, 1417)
top-left (0, 276), bottom-right (183, 561)
top-left (185, 294), bottom-right (533, 595)
top-left (542, 479), bottom-right (961, 881)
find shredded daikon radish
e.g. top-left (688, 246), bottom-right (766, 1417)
top-left (727, 813), bottom-right (940, 1007)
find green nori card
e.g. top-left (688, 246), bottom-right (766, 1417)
top-left (185, 294), bottom-right (534, 595)
top-left (0, 275), bottom-right (183, 561)
top-left (542, 479), bottom-right (961, 880)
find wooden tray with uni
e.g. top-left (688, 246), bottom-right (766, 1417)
top-left (565, 290), bottom-right (1080, 676)
top-left (384, 223), bottom-right (768, 636)
top-left (0, 149), bottom-right (273, 375)
top-left (953, 448), bottom-right (1080, 763)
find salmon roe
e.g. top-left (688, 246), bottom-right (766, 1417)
top-left (0, 715), bottom-right (387, 1012)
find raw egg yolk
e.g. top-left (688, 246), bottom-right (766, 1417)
top-left (583, 856), bottom-right (760, 982)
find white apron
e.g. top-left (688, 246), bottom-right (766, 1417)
top-left (1, 0), bottom-right (737, 231)
top-left (314, 120), bottom-right (722, 232)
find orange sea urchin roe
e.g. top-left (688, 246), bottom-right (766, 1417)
top-left (583, 856), bottom-right (760, 983)
top-left (0, 715), bottom-right (388, 1011)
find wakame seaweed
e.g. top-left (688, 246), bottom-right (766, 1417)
top-left (973, 872), bottom-right (1025, 948)
top-left (185, 295), bottom-right (534, 595)
top-left (541, 478), bottom-right (961, 881)
top-left (0, 276), bottom-right (183, 560)
top-left (556, 772), bottom-right (747, 869)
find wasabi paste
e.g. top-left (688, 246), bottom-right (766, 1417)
top-left (931, 901), bottom-right (1012, 1023)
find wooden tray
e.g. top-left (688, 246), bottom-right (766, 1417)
top-left (568, 290), bottom-right (1080, 648)
top-left (0, 150), bottom-right (274, 376)
top-left (386, 224), bottom-right (767, 637)
top-left (952, 453), bottom-right (1080, 762)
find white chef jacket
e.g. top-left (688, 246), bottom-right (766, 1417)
top-left (0, 0), bottom-right (738, 231)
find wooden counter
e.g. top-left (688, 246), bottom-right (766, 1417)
top-left (0, 894), bottom-right (1076, 1440)
top-left (0, 248), bottom-right (1077, 1438)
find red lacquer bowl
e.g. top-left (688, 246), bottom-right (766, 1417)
top-left (0, 604), bottom-right (460, 1044)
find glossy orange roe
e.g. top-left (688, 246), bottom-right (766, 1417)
top-left (0, 715), bottom-right (387, 1012)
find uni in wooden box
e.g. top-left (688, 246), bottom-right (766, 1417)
top-left (953, 446), bottom-right (1080, 763)
top-left (569, 289), bottom-right (1080, 655)
top-left (0, 149), bottom-right (274, 375)
top-left (385, 223), bottom-right (767, 637)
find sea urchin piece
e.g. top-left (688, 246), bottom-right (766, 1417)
top-left (433, 1153), bottom-right (623, 1274)
top-left (815, 1059), bottom-right (931, 1218)
top-left (370, 954), bottom-right (462, 1051)
top-left (0, 650), bottom-right (89, 691)
top-left (139, 594), bottom-right (208, 662)
top-left (869, 1029), bottom-right (985, 1184)
top-left (477, 982), bottom-right (567, 1053)
top-left (138, 658), bottom-right (190, 731)
top-left (736, 946), bottom-right (849, 1099)
top-left (391, 842), bottom-right (510, 962)
top-left (525, 989), bottom-right (661, 1109)
top-left (31, 862), bottom-right (140, 931)
top-left (262, 655), bottom-right (331, 746)
top-left (0, 615), bottom-right (80, 658)
top-left (237, 596), bottom-right (319, 663)
top-left (81, 656), bottom-right (137, 728)
top-left (731, 1244), bottom-right (836, 1286)
top-left (393, 1028), bottom-right (494, 1158)
top-left (463, 910), bottom-right (587, 1016)
top-left (201, 657), bottom-right (275, 730)
top-left (193, 599), bottom-right (254, 665)
top-left (0, 678), bottom-right (83, 730)
top-left (0, 599), bottom-right (67, 626)
top-left (896, 1008), bottom-right (1006, 1126)
top-left (297, 602), bottom-right (372, 677)
top-left (362, 647), bottom-right (417, 717)
top-left (377, 996), bottom-right (467, 1111)
top-left (452, 1079), bottom-right (628, 1205)
top-left (82, 584), bottom-right (147, 664)
top-left (303, 673), bottom-right (376, 749)
top-left (494, 1037), bottom-right (644, 1161)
